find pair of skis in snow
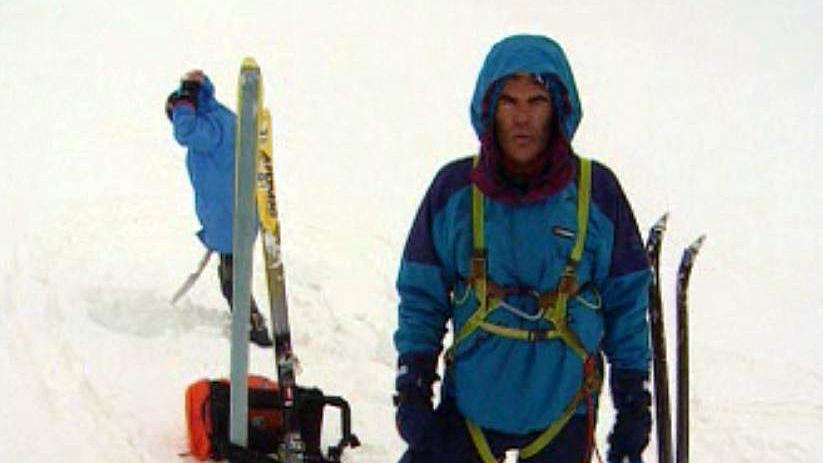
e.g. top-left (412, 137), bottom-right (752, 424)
top-left (229, 59), bottom-right (359, 463)
top-left (239, 59), bottom-right (304, 462)
top-left (645, 214), bottom-right (705, 463)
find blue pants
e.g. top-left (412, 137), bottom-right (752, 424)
top-left (398, 397), bottom-right (592, 463)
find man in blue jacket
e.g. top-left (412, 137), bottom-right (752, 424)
top-left (394, 35), bottom-right (651, 462)
top-left (166, 70), bottom-right (272, 347)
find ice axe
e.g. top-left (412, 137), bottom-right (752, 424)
top-left (171, 249), bottom-right (213, 305)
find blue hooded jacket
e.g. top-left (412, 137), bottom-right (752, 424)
top-left (394, 35), bottom-right (651, 434)
top-left (170, 75), bottom-right (237, 254)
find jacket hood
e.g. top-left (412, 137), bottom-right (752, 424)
top-left (470, 34), bottom-right (582, 142)
top-left (198, 75), bottom-right (218, 111)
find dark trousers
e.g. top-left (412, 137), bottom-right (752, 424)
top-left (217, 254), bottom-right (260, 314)
top-left (399, 397), bottom-right (591, 463)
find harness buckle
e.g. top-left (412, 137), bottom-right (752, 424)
top-left (558, 266), bottom-right (579, 295)
top-left (469, 251), bottom-right (487, 282)
top-left (537, 290), bottom-right (558, 309)
top-left (527, 330), bottom-right (551, 342)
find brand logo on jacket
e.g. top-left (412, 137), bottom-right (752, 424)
top-left (552, 226), bottom-right (575, 240)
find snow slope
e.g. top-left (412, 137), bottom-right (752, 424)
top-left (1, 2), bottom-right (821, 462)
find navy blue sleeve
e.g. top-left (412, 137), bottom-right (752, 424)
top-left (394, 157), bottom-right (473, 356)
top-left (591, 162), bottom-right (648, 278)
top-left (591, 161), bottom-right (651, 371)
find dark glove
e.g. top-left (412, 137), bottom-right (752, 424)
top-left (394, 352), bottom-right (440, 450)
top-left (165, 79), bottom-right (201, 120)
top-left (607, 369), bottom-right (652, 463)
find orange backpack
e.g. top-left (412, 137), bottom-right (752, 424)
top-left (184, 375), bottom-right (358, 462)
top-left (185, 375), bottom-right (284, 460)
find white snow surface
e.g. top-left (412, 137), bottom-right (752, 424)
top-left (1, 2), bottom-right (822, 462)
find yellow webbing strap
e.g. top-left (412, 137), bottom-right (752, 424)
top-left (519, 357), bottom-right (601, 459)
top-left (467, 420), bottom-right (499, 463)
top-left (470, 157), bottom-right (487, 316)
top-left (571, 157), bottom-right (591, 263)
top-left (478, 322), bottom-right (561, 342)
top-left (555, 327), bottom-right (589, 360)
top-left (477, 320), bottom-right (589, 360)
top-left (451, 156), bottom-right (492, 349)
top-left (465, 376), bottom-right (593, 462)
top-left (544, 157), bottom-right (591, 360)
top-left (452, 296), bottom-right (493, 347)
top-left (518, 402), bottom-right (578, 459)
top-left (468, 357), bottom-right (603, 462)
top-left (472, 161), bottom-right (484, 252)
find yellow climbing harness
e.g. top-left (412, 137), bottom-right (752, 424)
top-left (449, 156), bottom-right (601, 462)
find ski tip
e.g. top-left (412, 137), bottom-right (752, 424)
top-left (241, 57), bottom-right (260, 71)
top-left (652, 212), bottom-right (670, 232)
top-left (689, 234), bottom-right (707, 253)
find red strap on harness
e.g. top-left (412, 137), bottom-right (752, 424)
top-left (583, 357), bottom-right (604, 463)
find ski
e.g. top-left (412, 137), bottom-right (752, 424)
top-left (254, 76), bottom-right (304, 462)
top-left (676, 235), bottom-right (705, 463)
top-left (645, 213), bottom-right (673, 463)
top-left (229, 57), bottom-right (263, 450)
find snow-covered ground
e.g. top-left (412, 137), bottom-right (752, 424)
top-left (1, 2), bottom-right (821, 462)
